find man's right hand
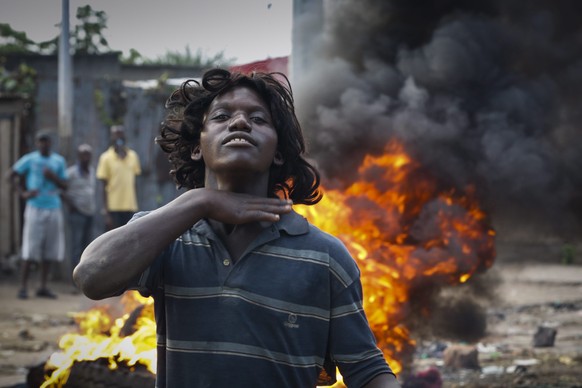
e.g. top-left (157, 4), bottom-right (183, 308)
top-left (199, 189), bottom-right (293, 225)
top-left (21, 189), bottom-right (39, 199)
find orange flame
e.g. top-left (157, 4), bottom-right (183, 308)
top-left (297, 140), bottom-right (495, 382)
top-left (43, 140), bottom-right (495, 386)
top-left (42, 292), bottom-right (156, 387)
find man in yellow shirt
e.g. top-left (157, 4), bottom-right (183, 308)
top-left (96, 125), bottom-right (141, 230)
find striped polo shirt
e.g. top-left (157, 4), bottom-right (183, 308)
top-left (130, 210), bottom-right (393, 387)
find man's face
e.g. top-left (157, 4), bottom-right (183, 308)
top-left (78, 150), bottom-right (92, 166)
top-left (111, 128), bottom-right (126, 146)
top-left (197, 86), bottom-right (279, 176)
top-left (37, 138), bottom-right (51, 156)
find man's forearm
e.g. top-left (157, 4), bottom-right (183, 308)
top-left (362, 373), bottom-right (401, 388)
top-left (74, 189), bottom-right (209, 300)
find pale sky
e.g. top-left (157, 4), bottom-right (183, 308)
top-left (0, 0), bottom-right (293, 65)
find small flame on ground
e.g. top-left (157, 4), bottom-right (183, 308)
top-left (41, 292), bottom-right (156, 387)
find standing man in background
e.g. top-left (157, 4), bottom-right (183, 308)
top-left (96, 125), bottom-right (141, 230)
top-left (62, 144), bottom-right (96, 288)
top-left (7, 130), bottom-right (68, 299)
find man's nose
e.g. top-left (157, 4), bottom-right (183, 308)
top-left (228, 114), bottom-right (251, 131)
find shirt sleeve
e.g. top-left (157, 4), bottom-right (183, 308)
top-left (328, 244), bottom-right (394, 387)
top-left (132, 151), bottom-right (142, 176)
top-left (12, 154), bottom-right (31, 175)
top-left (95, 152), bottom-right (109, 180)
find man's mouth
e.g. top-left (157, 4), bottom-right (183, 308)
top-left (225, 137), bottom-right (251, 145)
top-left (222, 133), bottom-right (256, 146)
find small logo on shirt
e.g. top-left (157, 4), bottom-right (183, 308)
top-left (284, 313), bottom-right (299, 329)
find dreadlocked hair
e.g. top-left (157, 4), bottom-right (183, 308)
top-left (156, 68), bottom-right (322, 205)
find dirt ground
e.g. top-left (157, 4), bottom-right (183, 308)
top-left (0, 242), bottom-right (581, 388)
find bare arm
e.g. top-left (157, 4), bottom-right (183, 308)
top-left (73, 188), bottom-right (292, 300)
top-left (6, 169), bottom-right (38, 199)
top-left (98, 178), bottom-right (114, 230)
top-left (362, 373), bottom-right (401, 388)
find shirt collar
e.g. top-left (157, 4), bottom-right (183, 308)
top-left (276, 210), bottom-right (310, 236)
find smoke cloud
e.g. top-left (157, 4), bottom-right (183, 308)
top-left (295, 0), bottom-right (582, 240)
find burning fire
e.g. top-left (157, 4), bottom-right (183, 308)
top-left (41, 292), bottom-right (156, 387)
top-left (41, 140), bottom-right (494, 386)
top-left (296, 140), bottom-right (496, 380)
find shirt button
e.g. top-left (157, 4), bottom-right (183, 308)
top-left (223, 258), bottom-right (231, 266)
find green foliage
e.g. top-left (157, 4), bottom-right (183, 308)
top-left (36, 37), bottom-right (59, 55)
top-left (124, 48), bottom-right (143, 65)
top-left (71, 5), bottom-right (111, 54)
top-left (0, 62), bottom-right (37, 95)
top-left (93, 89), bottom-right (114, 127)
top-left (561, 244), bottom-right (575, 265)
top-left (0, 23), bottom-right (37, 54)
top-left (1, 6), bottom-right (231, 66)
top-left (122, 45), bottom-right (234, 67)
top-left (0, 5), bottom-right (111, 56)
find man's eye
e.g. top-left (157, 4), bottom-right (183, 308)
top-left (212, 114), bottom-right (229, 121)
top-left (251, 117), bottom-right (266, 124)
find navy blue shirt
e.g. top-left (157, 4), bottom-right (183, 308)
top-left (130, 210), bottom-right (393, 387)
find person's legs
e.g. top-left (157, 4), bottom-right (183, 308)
top-left (19, 204), bottom-right (41, 299)
top-left (39, 260), bottom-right (52, 292)
top-left (68, 211), bottom-right (85, 271)
top-left (36, 260), bottom-right (57, 299)
top-left (79, 214), bottom-right (94, 259)
top-left (110, 211), bottom-right (134, 229)
top-left (36, 208), bottom-right (64, 299)
top-left (69, 212), bottom-right (93, 290)
top-left (18, 261), bottom-right (33, 299)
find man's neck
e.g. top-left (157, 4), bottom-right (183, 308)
top-left (206, 171), bottom-right (270, 197)
top-left (113, 145), bottom-right (127, 158)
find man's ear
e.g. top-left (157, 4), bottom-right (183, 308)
top-left (191, 145), bottom-right (202, 161)
top-left (273, 150), bottom-right (284, 167)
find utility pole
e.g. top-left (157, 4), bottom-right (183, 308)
top-left (291, 0), bottom-right (324, 84)
top-left (58, 0), bottom-right (73, 160)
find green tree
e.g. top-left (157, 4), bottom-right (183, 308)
top-left (0, 62), bottom-right (37, 95)
top-left (122, 45), bottom-right (234, 67)
top-left (71, 5), bottom-right (111, 54)
top-left (0, 23), bottom-right (37, 54)
top-left (0, 5), bottom-right (110, 56)
top-left (1, 6), bottom-right (231, 67)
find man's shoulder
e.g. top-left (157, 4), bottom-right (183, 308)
top-left (99, 147), bottom-right (114, 157)
top-left (13, 151), bottom-right (38, 169)
top-left (127, 148), bottom-right (140, 160)
top-left (66, 164), bottom-right (80, 176)
top-left (96, 147), bottom-right (116, 165)
top-left (304, 221), bottom-right (348, 249)
top-left (19, 151), bottom-right (38, 161)
top-left (302, 222), bottom-right (360, 273)
top-left (51, 152), bottom-right (66, 164)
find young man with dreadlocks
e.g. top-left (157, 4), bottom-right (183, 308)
top-left (74, 69), bottom-right (400, 388)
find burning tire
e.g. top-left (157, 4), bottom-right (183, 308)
top-left (28, 359), bottom-right (155, 388)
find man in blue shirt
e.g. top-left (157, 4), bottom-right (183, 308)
top-left (74, 69), bottom-right (401, 387)
top-left (8, 130), bottom-right (68, 299)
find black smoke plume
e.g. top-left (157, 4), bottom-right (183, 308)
top-left (295, 0), bottom-right (582, 240)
